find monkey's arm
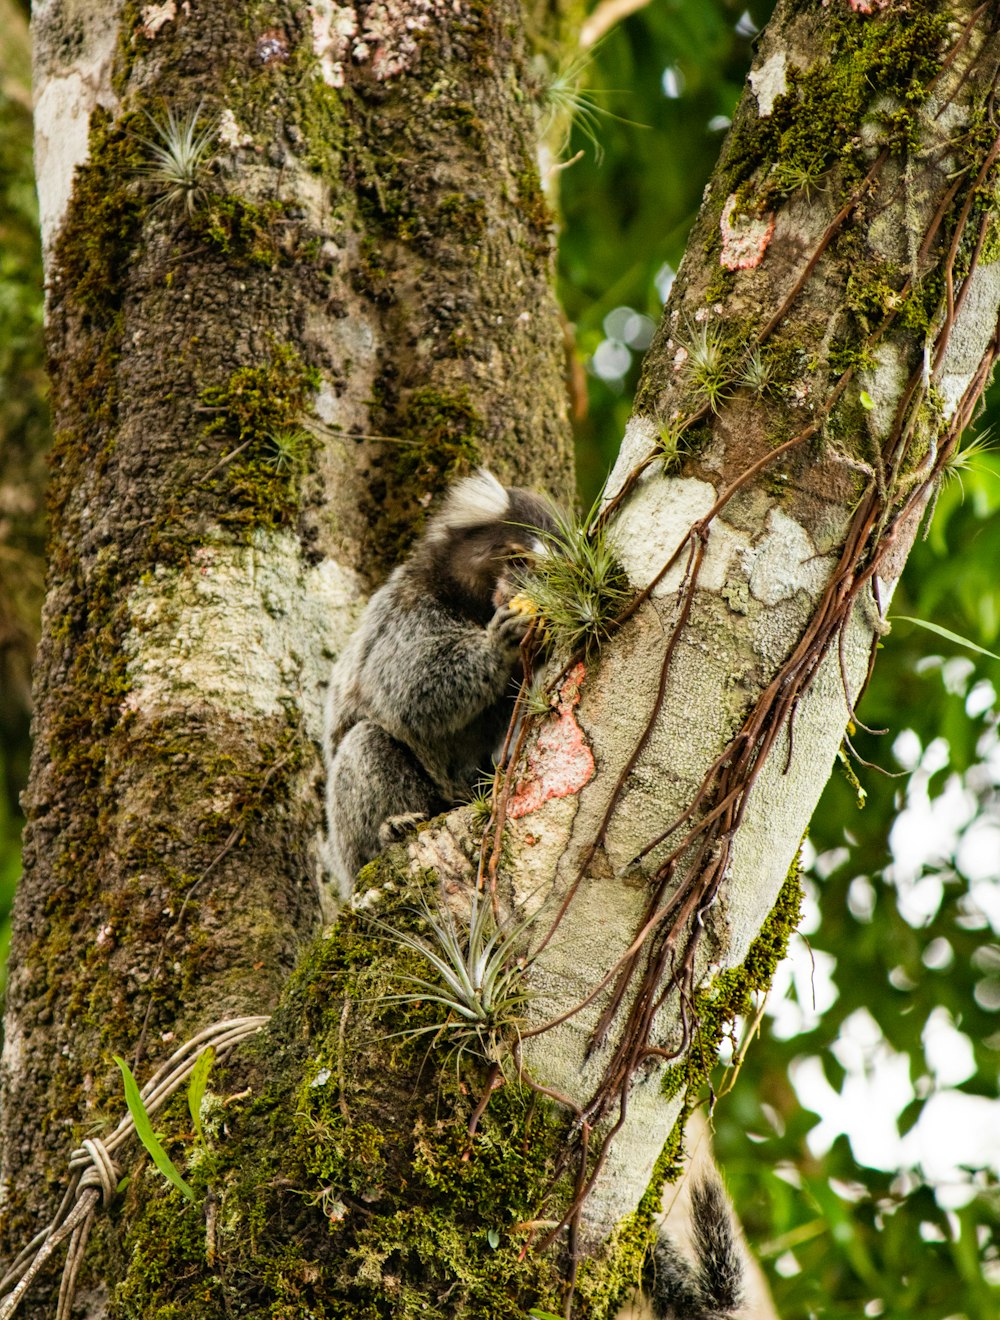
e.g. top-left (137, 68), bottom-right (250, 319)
top-left (357, 595), bottom-right (526, 748)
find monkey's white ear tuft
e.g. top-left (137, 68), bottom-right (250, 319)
top-left (428, 469), bottom-right (509, 537)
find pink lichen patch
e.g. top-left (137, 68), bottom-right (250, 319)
top-left (139, 1), bottom-right (179, 39)
top-left (310, 0), bottom-right (465, 86)
top-left (719, 194), bottom-right (775, 271)
top-left (256, 29), bottom-right (290, 64)
top-left (845, 0), bottom-right (892, 11)
top-left (509, 663), bottom-right (594, 819)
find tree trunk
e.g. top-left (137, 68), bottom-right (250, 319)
top-left (2, 0), bottom-right (573, 1312)
top-left (4, 2), bottom-right (1000, 1318)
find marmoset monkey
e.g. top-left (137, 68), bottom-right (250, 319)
top-left (323, 470), bottom-right (557, 899)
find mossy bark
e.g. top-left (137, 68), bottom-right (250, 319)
top-left (6, 3), bottom-right (1000, 1320)
top-left (2, 1), bottom-right (573, 1314)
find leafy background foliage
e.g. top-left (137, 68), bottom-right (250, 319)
top-left (1, 1), bottom-right (998, 1316)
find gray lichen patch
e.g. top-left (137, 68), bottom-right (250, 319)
top-left (741, 506), bottom-right (834, 607)
top-left (124, 530), bottom-right (363, 739)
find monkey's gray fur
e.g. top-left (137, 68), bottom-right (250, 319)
top-left (323, 470), bottom-right (557, 900)
top-left (646, 1176), bottom-right (745, 1320)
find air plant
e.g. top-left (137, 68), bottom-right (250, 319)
top-left (939, 427), bottom-right (997, 499)
top-left (371, 885), bottom-right (535, 1068)
top-left (263, 426), bottom-right (312, 472)
top-left (468, 776), bottom-right (498, 831)
top-left (134, 103), bottom-right (218, 216)
top-left (520, 500), bottom-right (632, 655)
top-left (656, 418), bottom-right (688, 472)
top-left (770, 155), bottom-right (829, 201)
top-left (682, 320), bottom-right (732, 414)
top-left (538, 46), bottom-right (642, 164)
top-left (739, 346), bottom-right (775, 396)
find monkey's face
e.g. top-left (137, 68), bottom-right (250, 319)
top-left (449, 524), bottom-right (546, 612)
top-left (484, 489), bottom-right (557, 609)
top-left (421, 479), bottom-right (559, 621)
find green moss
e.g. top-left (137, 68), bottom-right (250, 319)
top-left (199, 342), bottom-right (320, 530)
top-left (662, 855), bottom-right (804, 1100)
top-left (353, 236), bottom-right (393, 302)
top-left (51, 108), bottom-right (144, 326)
top-left (437, 192), bottom-right (487, 240)
top-left (111, 1), bottom-right (144, 99)
top-left (109, 850), bottom-right (807, 1318)
top-left (393, 384), bottom-right (483, 484)
top-left (575, 1112), bottom-right (688, 1319)
top-left (293, 60), bottom-right (347, 179)
top-left (113, 1169), bottom-right (221, 1316)
top-left (513, 167), bottom-right (554, 261)
top-left (193, 195), bottom-right (300, 268)
top-left (723, 3), bottom-right (948, 211)
top-left (981, 213), bottom-right (1000, 265)
top-left (112, 870), bottom-right (574, 1317)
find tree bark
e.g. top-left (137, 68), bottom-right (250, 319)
top-left (2, 0), bottom-right (573, 1312)
top-left (4, 1), bottom-right (1000, 1318)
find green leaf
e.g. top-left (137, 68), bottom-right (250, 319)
top-left (487, 1227), bottom-right (500, 1249)
top-left (114, 1054), bottom-right (195, 1201)
top-left (187, 1045), bottom-right (215, 1146)
top-left (528, 1311), bottom-right (564, 1320)
top-left (893, 615), bottom-right (1000, 661)
top-left (859, 389), bottom-right (875, 410)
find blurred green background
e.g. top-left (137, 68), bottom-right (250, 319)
top-left (2, 1), bottom-right (999, 1316)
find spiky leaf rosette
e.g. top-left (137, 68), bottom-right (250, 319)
top-left (520, 503), bottom-right (631, 656)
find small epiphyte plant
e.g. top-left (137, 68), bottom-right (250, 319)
top-left (521, 501), bottom-right (632, 654)
top-left (134, 104), bottom-right (217, 216)
top-left (537, 46), bottom-right (639, 164)
top-left (468, 776), bottom-right (497, 831)
top-left (263, 426), bottom-right (312, 472)
top-left (771, 156), bottom-right (829, 200)
top-left (523, 681), bottom-right (557, 719)
top-left (373, 885), bottom-right (534, 1067)
top-left (656, 419), bottom-right (687, 472)
top-left (114, 1054), bottom-right (194, 1201)
top-left (739, 346), bottom-right (775, 396)
top-left (682, 320), bottom-right (732, 413)
top-left (940, 427), bottom-right (997, 498)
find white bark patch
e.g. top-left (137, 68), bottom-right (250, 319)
top-left (937, 261), bottom-right (1000, 419)
top-left (218, 107), bottom-right (254, 149)
top-left (32, 0), bottom-right (122, 252)
top-left (310, 0), bottom-right (465, 84)
top-left (749, 51), bottom-right (788, 116)
top-left (509, 797), bottom-right (581, 915)
top-left (123, 531), bottom-right (363, 739)
top-left (720, 194), bottom-right (775, 271)
top-left (742, 507), bottom-right (834, 607)
top-left (860, 339), bottom-right (909, 443)
top-left (725, 600), bottom-right (874, 966)
top-left (0, 1015), bottom-right (25, 1164)
top-left (613, 473), bottom-right (749, 596)
top-left (605, 414), bottom-right (661, 502)
top-left (34, 66), bottom-right (116, 252)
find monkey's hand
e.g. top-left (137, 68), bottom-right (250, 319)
top-left (488, 602), bottom-right (534, 658)
top-left (378, 812), bottom-right (428, 848)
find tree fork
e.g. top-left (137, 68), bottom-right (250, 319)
top-left (5, 2), bottom-right (1000, 1319)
